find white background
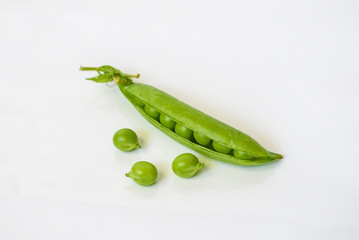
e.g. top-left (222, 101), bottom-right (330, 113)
top-left (1, 0), bottom-right (359, 239)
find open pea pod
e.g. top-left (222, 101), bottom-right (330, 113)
top-left (80, 65), bottom-right (283, 166)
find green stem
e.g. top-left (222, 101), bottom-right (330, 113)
top-left (79, 65), bottom-right (140, 85)
top-left (197, 162), bottom-right (204, 169)
top-left (79, 66), bottom-right (98, 71)
top-left (124, 73), bottom-right (140, 79)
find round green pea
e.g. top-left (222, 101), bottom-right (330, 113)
top-left (159, 114), bottom-right (176, 130)
top-left (144, 105), bottom-right (160, 120)
top-left (212, 141), bottom-right (232, 154)
top-left (172, 153), bottom-right (204, 178)
top-left (193, 132), bottom-right (212, 146)
top-left (125, 161), bottom-right (158, 186)
top-left (175, 123), bottom-right (193, 140)
top-left (233, 150), bottom-right (253, 160)
top-left (113, 128), bottom-right (141, 152)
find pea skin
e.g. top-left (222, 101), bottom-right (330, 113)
top-left (126, 161), bottom-right (158, 186)
top-left (172, 153), bottom-right (204, 178)
top-left (113, 128), bottom-right (141, 152)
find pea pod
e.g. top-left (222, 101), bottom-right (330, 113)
top-left (80, 65), bottom-right (283, 166)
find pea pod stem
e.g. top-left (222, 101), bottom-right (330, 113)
top-left (79, 66), bottom-right (98, 71)
top-left (80, 65), bottom-right (140, 81)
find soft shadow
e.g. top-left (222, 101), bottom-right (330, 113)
top-left (171, 157), bottom-right (282, 194)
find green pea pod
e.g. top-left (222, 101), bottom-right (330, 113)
top-left (80, 65), bottom-right (283, 166)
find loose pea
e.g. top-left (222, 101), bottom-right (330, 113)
top-left (144, 105), bottom-right (160, 120)
top-left (159, 114), bottom-right (176, 130)
top-left (233, 150), bottom-right (253, 160)
top-left (172, 153), bottom-right (204, 178)
top-left (175, 123), bottom-right (193, 140)
top-left (113, 128), bottom-right (141, 152)
top-left (193, 132), bottom-right (212, 146)
top-left (212, 141), bottom-right (232, 154)
top-left (125, 161), bottom-right (158, 186)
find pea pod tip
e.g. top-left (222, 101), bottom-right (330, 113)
top-left (271, 152), bottom-right (283, 160)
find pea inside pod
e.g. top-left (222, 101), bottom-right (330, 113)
top-left (212, 141), bottom-right (232, 154)
top-left (233, 150), bottom-right (253, 160)
top-left (175, 123), bottom-right (193, 140)
top-left (144, 105), bottom-right (160, 120)
top-left (159, 114), bottom-right (176, 130)
top-left (193, 132), bottom-right (212, 146)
